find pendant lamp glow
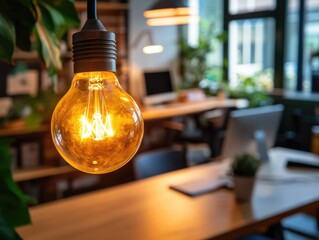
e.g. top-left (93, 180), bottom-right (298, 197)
top-left (51, 0), bottom-right (144, 174)
top-left (144, 0), bottom-right (199, 26)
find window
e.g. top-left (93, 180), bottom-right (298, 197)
top-left (229, 0), bottom-right (276, 14)
top-left (305, 0), bottom-right (319, 92)
top-left (285, 0), bottom-right (319, 92)
top-left (224, 0), bottom-right (282, 90)
top-left (188, 0), bottom-right (319, 93)
top-left (182, 0), bottom-right (224, 89)
top-left (284, 0), bottom-right (299, 90)
top-left (229, 18), bottom-right (275, 88)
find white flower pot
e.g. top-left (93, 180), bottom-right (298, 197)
top-left (233, 176), bottom-right (255, 202)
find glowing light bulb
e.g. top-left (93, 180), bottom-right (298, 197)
top-left (51, 71), bottom-right (144, 174)
top-left (51, 2), bottom-right (144, 174)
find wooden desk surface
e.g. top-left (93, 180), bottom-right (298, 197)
top-left (142, 97), bottom-right (249, 121)
top-left (17, 148), bottom-right (319, 240)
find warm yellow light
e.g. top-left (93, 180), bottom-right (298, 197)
top-left (146, 15), bottom-right (200, 26)
top-left (81, 113), bottom-right (114, 140)
top-left (144, 7), bottom-right (191, 18)
top-left (51, 72), bottom-right (144, 174)
top-left (143, 45), bottom-right (164, 54)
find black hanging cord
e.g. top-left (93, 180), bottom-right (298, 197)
top-left (87, 0), bottom-right (97, 19)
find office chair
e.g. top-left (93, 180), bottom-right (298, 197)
top-left (171, 107), bottom-right (235, 158)
top-left (133, 149), bottom-right (187, 179)
top-left (281, 212), bottom-right (319, 239)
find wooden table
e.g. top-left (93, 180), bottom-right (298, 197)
top-left (17, 148), bottom-right (319, 240)
top-left (142, 97), bottom-right (249, 121)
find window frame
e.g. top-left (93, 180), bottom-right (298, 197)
top-left (223, 0), bottom-right (287, 89)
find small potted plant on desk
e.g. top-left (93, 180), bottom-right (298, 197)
top-left (231, 153), bottom-right (260, 202)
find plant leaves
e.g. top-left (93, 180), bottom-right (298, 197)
top-left (0, 0), bottom-right (79, 76)
top-left (41, 0), bottom-right (80, 39)
top-left (40, 2), bottom-right (69, 40)
top-left (44, 0), bottom-right (80, 28)
top-left (216, 32), bottom-right (228, 42)
top-left (1, 0), bottom-right (37, 52)
top-left (14, 3), bottom-right (36, 49)
top-left (0, 215), bottom-right (22, 240)
top-left (0, 138), bottom-right (32, 227)
top-left (25, 111), bottom-right (43, 130)
top-left (232, 153), bottom-right (260, 177)
top-left (16, 0), bottom-right (34, 8)
top-left (0, 14), bottom-right (15, 62)
top-left (34, 4), bottom-right (62, 76)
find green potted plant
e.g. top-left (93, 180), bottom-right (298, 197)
top-left (231, 153), bottom-right (260, 201)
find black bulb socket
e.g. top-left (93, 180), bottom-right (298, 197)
top-left (72, 19), bottom-right (117, 73)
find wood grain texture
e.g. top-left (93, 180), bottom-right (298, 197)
top-left (13, 166), bottom-right (75, 182)
top-left (17, 148), bottom-right (319, 240)
top-left (142, 97), bottom-right (249, 121)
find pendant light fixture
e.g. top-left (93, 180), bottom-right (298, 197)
top-left (51, 0), bottom-right (144, 174)
top-left (144, 0), bottom-right (200, 26)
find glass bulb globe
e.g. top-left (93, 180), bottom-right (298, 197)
top-left (51, 71), bottom-right (144, 174)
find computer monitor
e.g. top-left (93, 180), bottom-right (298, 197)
top-left (221, 104), bottom-right (284, 161)
top-left (144, 71), bottom-right (173, 95)
top-left (142, 71), bottom-right (177, 105)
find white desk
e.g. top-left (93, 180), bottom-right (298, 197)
top-left (17, 148), bottom-right (319, 240)
top-left (260, 147), bottom-right (319, 180)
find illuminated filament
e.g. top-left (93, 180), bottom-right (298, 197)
top-left (81, 113), bottom-right (114, 140)
top-left (81, 75), bottom-right (114, 140)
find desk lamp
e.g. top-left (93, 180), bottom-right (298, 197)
top-left (131, 29), bottom-right (164, 54)
top-left (51, 0), bottom-right (144, 174)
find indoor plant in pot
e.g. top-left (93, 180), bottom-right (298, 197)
top-left (231, 153), bottom-right (260, 201)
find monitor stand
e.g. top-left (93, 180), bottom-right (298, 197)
top-left (254, 130), bottom-right (269, 161)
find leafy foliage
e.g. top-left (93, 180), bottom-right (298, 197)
top-left (231, 153), bottom-right (260, 177)
top-left (228, 70), bottom-right (273, 107)
top-left (0, 138), bottom-right (35, 230)
top-left (1, 62), bottom-right (60, 129)
top-left (4, 87), bottom-right (60, 129)
top-left (0, 0), bottom-right (80, 76)
top-left (229, 87), bottom-right (272, 108)
top-left (0, 215), bottom-right (22, 240)
top-left (179, 21), bottom-right (226, 89)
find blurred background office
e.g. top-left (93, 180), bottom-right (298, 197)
top-left (0, 0), bottom-right (319, 204)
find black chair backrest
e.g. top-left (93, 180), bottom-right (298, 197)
top-left (133, 149), bottom-right (187, 179)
